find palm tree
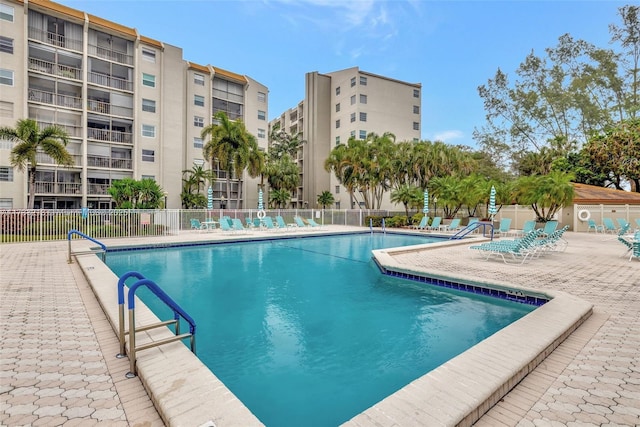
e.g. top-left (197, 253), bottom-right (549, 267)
top-left (0, 119), bottom-right (73, 209)
top-left (201, 111), bottom-right (258, 208)
top-left (390, 184), bottom-right (421, 218)
top-left (515, 171), bottom-right (575, 222)
top-left (269, 188), bottom-right (291, 209)
top-left (317, 191), bottom-right (335, 209)
top-left (181, 165), bottom-right (215, 209)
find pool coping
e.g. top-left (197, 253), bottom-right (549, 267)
top-left (74, 232), bottom-right (592, 427)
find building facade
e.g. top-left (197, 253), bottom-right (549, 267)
top-left (0, 0), bottom-right (267, 209)
top-left (270, 67), bottom-right (421, 209)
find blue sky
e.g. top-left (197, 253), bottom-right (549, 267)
top-left (61, 0), bottom-right (623, 148)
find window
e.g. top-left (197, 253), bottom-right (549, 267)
top-left (141, 150), bottom-right (155, 162)
top-left (194, 73), bottom-right (205, 86)
top-left (194, 116), bottom-right (204, 127)
top-left (335, 103), bottom-right (340, 112)
top-left (350, 77), bottom-right (356, 87)
top-left (413, 89), bottom-right (420, 98)
top-left (258, 110), bottom-right (266, 120)
top-left (359, 112), bottom-right (367, 122)
top-left (335, 136), bottom-right (340, 145)
top-left (359, 130), bottom-right (366, 139)
top-left (0, 100), bottom-right (12, 118)
top-left (194, 95), bottom-right (205, 107)
top-left (141, 175), bottom-right (155, 180)
top-left (0, 4), bottom-right (14, 22)
top-left (413, 105), bottom-right (420, 114)
top-left (141, 48), bottom-right (156, 63)
top-left (350, 113), bottom-right (356, 123)
top-left (257, 91), bottom-right (266, 103)
top-left (350, 130), bottom-right (355, 138)
top-left (142, 98), bottom-right (156, 113)
top-left (0, 69), bottom-right (13, 86)
top-left (360, 76), bottom-right (367, 85)
top-left (257, 128), bottom-right (266, 139)
top-left (360, 94), bottom-right (367, 104)
top-left (335, 185), bottom-right (340, 194)
top-left (0, 198), bottom-right (12, 209)
top-left (141, 124), bottom-right (155, 137)
top-left (0, 36), bottom-right (13, 54)
top-left (0, 167), bottom-right (13, 182)
top-left (350, 95), bottom-right (356, 105)
top-left (335, 86), bottom-right (340, 96)
top-left (142, 73), bottom-right (155, 88)
top-left (413, 122), bottom-right (420, 130)
top-left (335, 119), bottom-right (340, 129)
top-left (193, 137), bottom-right (203, 148)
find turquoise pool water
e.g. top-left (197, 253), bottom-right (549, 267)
top-left (106, 233), bottom-right (536, 427)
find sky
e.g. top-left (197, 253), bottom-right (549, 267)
top-left (59, 0), bottom-right (624, 148)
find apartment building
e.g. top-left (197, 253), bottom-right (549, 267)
top-left (0, 0), bottom-right (267, 209)
top-left (270, 67), bottom-right (421, 209)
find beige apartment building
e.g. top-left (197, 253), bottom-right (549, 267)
top-left (270, 67), bottom-right (421, 209)
top-left (0, 0), bottom-right (268, 209)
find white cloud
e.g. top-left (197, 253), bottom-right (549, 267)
top-left (432, 130), bottom-right (464, 143)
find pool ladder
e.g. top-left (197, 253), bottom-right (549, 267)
top-left (117, 271), bottom-right (196, 378)
top-left (67, 229), bottom-right (107, 263)
top-left (450, 221), bottom-right (495, 240)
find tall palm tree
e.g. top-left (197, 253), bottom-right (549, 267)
top-left (201, 111), bottom-right (258, 208)
top-left (0, 118), bottom-right (73, 209)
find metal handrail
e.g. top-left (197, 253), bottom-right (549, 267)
top-left (123, 274), bottom-right (196, 378)
top-left (450, 221), bottom-right (495, 241)
top-left (67, 229), bottom-right (107, 263)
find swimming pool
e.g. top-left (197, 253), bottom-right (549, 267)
top-left (107, 233), bottom-right (536, 427)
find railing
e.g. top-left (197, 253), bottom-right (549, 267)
top-left (87, 128), bottom-right (133, 144)
top-left (87, 155), bottom-right (132, 170)
top-left (450, 221), bottom-right (494, 240)
top-left (28, 57), bottom-right (82, 79)
top-left (116, 271), bottom-right (196, 377)
top-left (88, 71), bottom-right (133, 92)
top-left (88, 183), bottom-right (111, 195)
top-left (28, 27), bottom-right (83, 51)
top-left (67, 229), bottom-right (107, 263)
top-left (33, 182), bottom-right (81, 195)
top-left (36, 152), bottom-right (82, 166)
top-left (37, 121), bottom-right (83, 138)
top-left (29, 88), bottom-right (82, 109)
top-left (88, 43), bottom-right (134, 65)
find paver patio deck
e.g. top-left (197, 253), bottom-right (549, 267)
top-left (1, 228), bottom-right (638, 426)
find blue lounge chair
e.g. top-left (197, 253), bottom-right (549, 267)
top-left (636, 218), bottom-right (640, 231)
top-left (231, 218), bottom-right (250, 233)
top-left (427, 216), bottom-right (442, 231)
top-left (617, 218), bottom-right (630, 230)
top-left (587, 219), bottom-right (603, 233)
top-left (275, 215), bottom-right (292, 231)
top-left (307, 218), bottom-right (324, 228)
top-left (602, 218), bottom-right (618, 234)
top-left (262, 216), bottom-right (278, 231)
top-left (539, 220), bottom-right (558, 237)
top-left (190, 218), bottom-right (206, 231)
top-left (440, 218), bottom-right (461, 232)
top-left (508, 219), bottom-right (536, 237)
top-left (494, 218), bottom-right (512, 236)
top-left (469, 229), bottom-right (542, 264)
top-left (413, 216), bottom-right (428, 230)
top-left (218, 218), bottom-right (235, 234)
top-left (294, 216), bottom-right (313, 229)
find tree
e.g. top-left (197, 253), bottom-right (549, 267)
top-left (202, 112), bottom-right (260, 207)
top-left (514, 171), bottom-right (575, 222)
top-left (180, 165), bottom-right (215, 208)
top-left (0, 118), bottom-right (73, 209)
top-left (269, 188), bottom-right (291, 209)
top-left (317, 191), bottom-right (335, 209)
top-left (108, 178), bottom-right (165, 209)
top-left (390, 184), bottom-right (421, 218)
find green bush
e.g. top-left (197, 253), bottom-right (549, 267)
top-left (411, 213), bottom-right (425, 225)
top-left (386, 215), bottom-right (408, 227)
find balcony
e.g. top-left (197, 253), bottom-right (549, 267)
top-left (28, 27), bottom-right (83, 52)
top-left (29, 88), bottom-right (82, 109)
top-left (34, 181), bottom-right (82, 195)
top-left (36, 152), bottom-right (82, 166)
top-left (36, 121), bottom-right (82, 139)
top-left (87, 43), bottom-right (133, 66)
top-left (87, 99), bottom-right (133, 118)
top-left (87, 128), bottom-right (133, 145)
top-left (87, 155), bottom-right (132, 170)
top-left (88, 71), bottom-right (133, 92)
top-left (28, 57), bottom-right (81, 80)
top-left (88, 183), bottom-right (110, 195)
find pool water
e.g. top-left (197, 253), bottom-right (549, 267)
top-left (107, 233), bottom-right (535, 427)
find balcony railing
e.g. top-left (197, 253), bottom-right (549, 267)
top-left (88, 71), bottom-right (133, 92)
top-left (34, 181), bottom-right (82, 195)
top-left (88, 183), bottom-right (110, 195)
top-left (29, 88), bottom-right (82, 109)
top-left (28, 27), bottom-right (83, 52)
top-left (36, 121), bottom-right (82, 138)
top-left (36, 152), bottom-right (82, 166)
top-left (87, 44), bottom-right (133, 66)
top-left (87, 99), bottom-right (133, 118)
top-left (87, 128), bottom-right (133, 144)
top-left (87, 155), bottom-right (132, 170)
top-left (28, 57), bottom-right (81, 80)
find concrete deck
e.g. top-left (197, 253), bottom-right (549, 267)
top-left (1, 228), bottom-right (638, 426)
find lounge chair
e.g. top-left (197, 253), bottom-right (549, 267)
top-left (218, 218), bottom-right (235, 234)
top-left (494, 218), bottom-right (512, 236)
top-left (539, 220), bottom-right (558, 237)
top-left (636, 218), bottom-right (640, 231)
top-left (616, 218), bottom-right (630, 229)
top-left (427, 216), bottom-right (442, 231)
top-left (587, 219), bottom-right (603, 233)
top-left (231, 218), bottom-right (251, 233)
top-left (602, 218), bottom-right (618, 234)
top-left (413, 216), bottom-right (428, 230)
top-left (508, 220), bottom-right (536, 237)
top-left (440, 218), bottom-right (461, 232)
top-left (190, 218), bottom-right (206, 231)
top-left (275, 215), bottom-right (293, 231)
top-left (245, 217), bottom-right (257, 229)
top-left (253, 218), bottom-right (262, 228)
top-left (307, 218), bottom-right (324, 228)
top-left (294, 216), bottom-right (313, 229)
top-left (262, 216), bottom-right (278, 231)
top-left (469, 229), bottom-right (542, 264)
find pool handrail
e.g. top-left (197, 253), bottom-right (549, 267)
top-left (125, 276), bottom-right (197, 377)
top-left (67, 229), bottom-right (107, 263)
top-left (450, 221), bottom-right (494, 240)
top-left (116, 271), bottom-right (147, 358)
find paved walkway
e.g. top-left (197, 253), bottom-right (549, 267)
top-left (1, 229), bottom-right (638, 426)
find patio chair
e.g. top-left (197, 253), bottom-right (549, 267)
top-left (440, 218), bottom-right (461, 232)
top-left (307, 218), bottom-right (324, 228)
top-left (539, 220), bottom-right (558, 237)
top-left (275, 215), bottom-right (296, 231)
top-left (294, 216), bottom-right (314, 229)
top-left (508, 220), bottom-right (536, 237)
top-left (231, 218), bottom-right (251, 234)
top-left (616, 218), bottom-right (630, 229)
top-left (413, 216), bottom-right (429, 230)
top-left (635, 218), bottom-right (640, 231)
top-left (494, 218), bottom-right (512, 236)
top-left (587, 219), bottom-right (604, 233)
top-left (218, 218), bottom-right (236, 234)
top-left (469, 229), bottom-right (542, 264)
top-left (262, 216), bottom-right (278, 231)
top-left (427, 216), bottom-right (442, 231)
top-left (602, 218), bottom-right (619, 234)
top-left (190, 218), bottom-right (206, 231)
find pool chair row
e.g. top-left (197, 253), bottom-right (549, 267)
top-left (469, 226), bottom-right (570, 264)
top-left (616, 224), bottom-right (640, 261)
top-left (587, 217), bottom-right (640, 234)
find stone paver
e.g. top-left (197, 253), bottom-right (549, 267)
top-left (1, 229), bottom-right (639, 426)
